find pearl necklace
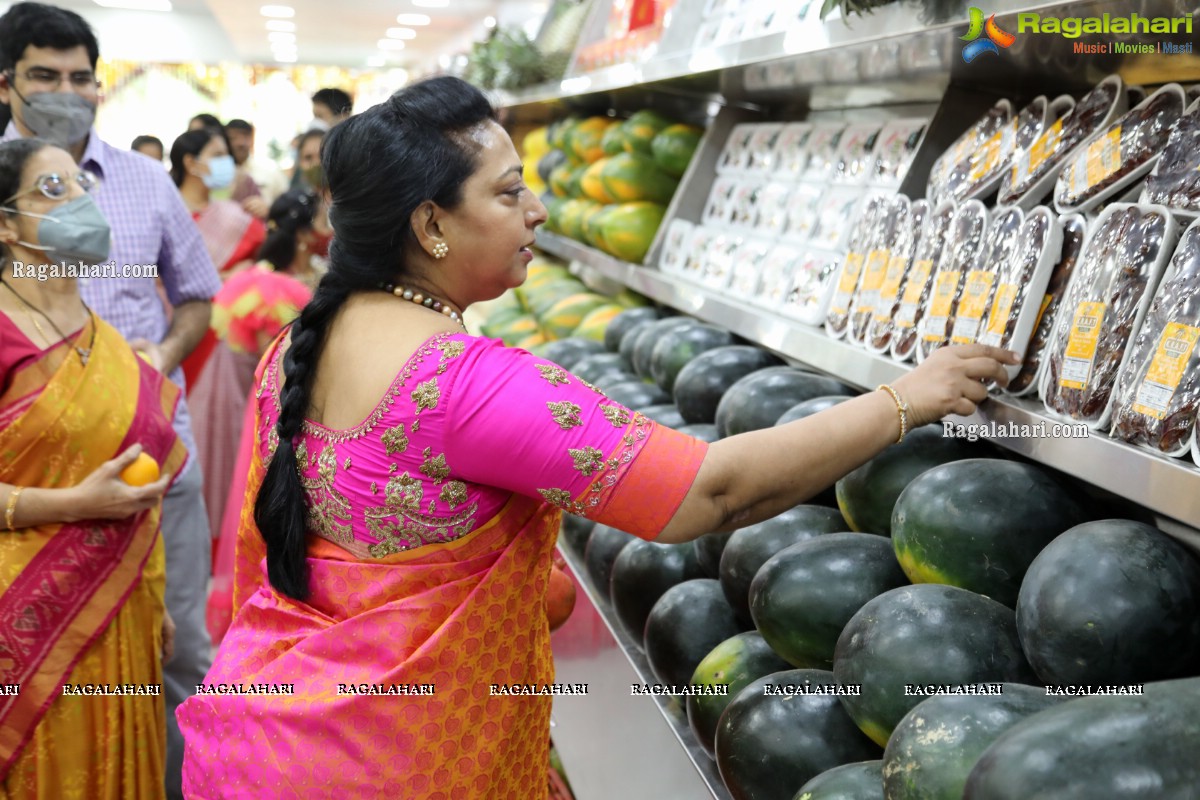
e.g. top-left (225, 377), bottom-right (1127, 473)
top-left (380, 282), bottom-right (466, 330)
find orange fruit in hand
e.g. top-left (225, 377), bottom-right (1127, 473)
top-left (120, 452), bottom-right (160, 486)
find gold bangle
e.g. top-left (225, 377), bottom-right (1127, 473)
top-left (877, 384), bottom-right (909, 444)
top-left (5, 487), bottom-right (24, 532)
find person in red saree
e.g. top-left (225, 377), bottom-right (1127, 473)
top-left (0, 139), bottom-right (184, 798)
top-left (170, 128), bottom-right (266, 393)
top-left (176, 77), bottom-right (1017, 798)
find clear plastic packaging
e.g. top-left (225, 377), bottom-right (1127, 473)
top-left (756, 243), bottom-right (803, 309)
top-left (1001, 75), bottom-right (1127, 208)
top-left (703, 232), bottom-right (745, 291)
top-left (659, 219), bottom-right (695, 275)
top-left (810, 186), bottom-right (867, 252)
top-left (1055, 84), bottom-right (1186, 214)
top-left (850, 194), bottom-right (910, 343)
top-left (703, 176), bottom-right (742, 226)
top-left (755, 182), bottom-right (794, 235)
top-left (916, 200), bottom-right (990, 362)
top-left (681, 227), bottom-right (722, 283)
top-left (718, 124), bottom-right (758, 174)
top-left (824, 193), bottom-right (886, 339)
top-left (729, 181), bottom-right (766, 230)
top-left (979, 208), bottom-right (1061, 353)
top-left (926, 100), bottom-right (1013, 207)
top-left (1005, 214), bottom-right (1088, 397)
top-left (948, 206), bottom-right (1024, 346)
top-left (831, 122), bottom-right (884, 185)
top-left (802, 123), bottom-right (848, 182)
top-left (891, 200), bottom-right (956, 362)
top-left (782, 183), bottom-right (825, 243)
top-left (870, 119), bottom-right (928, 188)
top-left (728, 237), bottom-right (775, 300)
top-left (867, 198), bottom-right (928, 353)
top-left (783, 248), bottom-right (843, 326)
top-left (1110, 219), bottom-right (1200, 457)
top-left (1141, 98), bottom-right (1200, 216)
top-left (745, 123), bottom-right (786, 175)
top-left (776, 123), bottom-right (816, 179)
top-left (1042, 203), bottom-right (1179, 428)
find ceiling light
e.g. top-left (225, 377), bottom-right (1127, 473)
top-left (275, 54), bottom-right (298, 63)
top-left (260, 5), bottom-right (295, 17)
top-left (438, 54), bottom-right (452, 69)
top-left (265, 20), bottom-right (295, 31)
top-left (483, 16), bottom-right (496, 28)
top-left (367, 56), bottom-right (387, 67)
top-left (92, 0), bottom-right (172, 9)
top-left (396, 13), bottom-right (431, 25)
top-left (411, 0), bottom-right (449, 8)
top-left (386, 27), bottom-right (417, 39)
top-left (268, 32), bottom-right (296, 43)
top-left (377, 38), bottom-right (406, 50)
top-left (272, 42), bottom-right (298, 52)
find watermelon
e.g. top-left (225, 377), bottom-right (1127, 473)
top-left (537, 148), bottom-right (568, 184)
top-left (572, 352), bottom-right (632, 385)
top-left (621, 110), bottom-right (676, 154)
top-left (580, 158), bottom-right (616, 203)
top-left (537, 337), bottom-right (606, 371)
top-left (572, 303), bottom-right (624, 341)
top-left (719, 505), bottom-right (848, 627)
top-left (715, 669), bottom-right (883, 800)
top-left (649, 323), bottom-right (736, 395)
top-left (604, 307), bottom-right (662, 352)
top-left (835, 424), bottom-right (985, 537)
top-left (651, 123), bottom-right (704, 178)
top-left (601, 201), bottom-right (668, 263)
top-left (600, 152), bottom-right (679, 204)
top-left (687, 631), bottom-right (791, 757)
top-left (883, 684), bottom-right (1063, 800)
top-left (559, 513), bottom-right (595, 554)
top-left (539, 293), bottom-right (610, 340)
top-left (644, 579), bottom-right (741, 687)
top-left (693, 532), bottom-right (732, 578)
top-left (610, 539), bottom-right (704, 641)
top-left (963, 678), bottom-right (1200, 800)
top-left (716, 368), bottom-right (855, 438)
top-left (750, 533), bottom-right (908, 668)
top-left (618, 318), bottom-right (655, 367)
top-left (678, 423), bottom-right (720, 442)
top-left (1016, 519), bottom-right (1200, 686)
top-left (794, 761), bottom-right (884, 800)
top-left (638, 403), bottom-right (685, 429)
top-left (602, 378), bottom-right (669, 410)
top-left (582, 525), bottom-right (636, 598)
top-left (591, 370), bottom-right (640, 393)
top-left (776, 395), bottom-right (852, 425)
top-left (834, 584), bottom-right (1037, 747)
top-left (674, 346), bottom-right (784, 425)
top-left (631, 317), bottom-right (697, 379)
top-left (891, 459), bottom-right (1088, 606)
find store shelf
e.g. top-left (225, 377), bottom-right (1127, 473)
top-left (536, 232), bottom-right (1200, 531)
top-left (550, 538), bottom-right (732, 800)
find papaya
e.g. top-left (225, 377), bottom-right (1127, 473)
top-left (601, 201), bottom-right (668, 264)
top-left (651, 123), bottom-right (704, 177)
top-left (600, 152), bottom-right (679, 204)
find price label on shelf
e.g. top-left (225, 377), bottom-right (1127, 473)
top-left (1131, 321), bottom-right (1200, 420)
top-left (1059, 301), bottom-right (1107, 390)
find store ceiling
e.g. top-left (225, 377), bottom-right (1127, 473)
top-left (21, 0), bottom-right (547, 70)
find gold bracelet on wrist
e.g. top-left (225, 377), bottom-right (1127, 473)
top-left (5, 487), bottom-right (24, 532)
top-left (877, 384), bottom-right (909, 444)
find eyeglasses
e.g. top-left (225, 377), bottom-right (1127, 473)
top-left (4, 170), bottom-right (100, 204)
top-left (11, 67), bottom-right (100, 91)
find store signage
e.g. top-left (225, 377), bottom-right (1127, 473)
top-left (1016, 12), bottom-right (1193, 38)
top-left (963, 7), bottom-right (1194, 60)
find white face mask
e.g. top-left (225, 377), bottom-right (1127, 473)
top-left (307, 118), bottom-right (330, 132)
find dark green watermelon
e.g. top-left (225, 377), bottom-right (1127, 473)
top-left (716, 368), bottom-right (855, 438)
top-left (1016, 519), bottom-right (1200, 686)
top-left (720, 505), bottom-right (849, 627)
top-left (539, 337), bottom-right (606, 371)
top-left (834, 584), bottom-right (1037, 747)
top-left (603, 379), bottom-right (670, 410)
top-left (750, 533), bottom-right (908, 668)
top-left (694, 532), bottom-right (732, 578)
top-left (649, 323), bottom-right (736, 395)
top-left (674, 346), bottom-right (784, 425)
top-left (639, 403), bottom-right (686, 429)
top-left (883, 683), bottom-right (1063, 800)
top-left (618, 319), bottom-right (655, 366)
top-left (679, 423), bottom-right (720, 442)
top-left (776, 395), bottom-right (853, 425)
top-left (592, 370), bottom-right (641, 393)
top-left (604, 307), bottom-right (661, 352)
top-left (573, 352), bottom-right (633, 385)
top-left (582, 525), bottom-right (636, 599)
top-left (559, 513), bottom-right (595, 555)
top-left (633, 317), bottom-right (698, 379)
top-left (610, 539), bottom-right (704, 641)
top-left (644, 579), bottom-right (740, 688)
top-left (687, 631), bottom-right (791, 758)
top-left (793, 761), bottom-right (884, 800)
top-left (835, 424), bottom-right (985, 537)
top-left (715, 669), bottom-right (883, 800)
top-left (891, 459), bottom-right (1088, 607)
top-left (963, 678), bottom-right (1200, 800)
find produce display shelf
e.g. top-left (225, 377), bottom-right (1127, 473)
top-left (551, 539), bottom-right (732, 800)
top-left (534, 231), bottom-right (1200, 531)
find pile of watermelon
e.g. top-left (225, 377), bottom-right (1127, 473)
top-left (544, 306), bottom-right (1200, 800)
top-left (524, 111), bottom-right (703, 263)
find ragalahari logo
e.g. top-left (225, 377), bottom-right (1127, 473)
top-left (962, 8), bottom-right (1016, 62)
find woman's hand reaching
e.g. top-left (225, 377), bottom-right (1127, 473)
top-left (892, 344), bottom-right (1019, 428)
top-left (66, 444), bottom-right (172, 522)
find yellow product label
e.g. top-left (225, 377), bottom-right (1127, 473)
top-left (922, 270), bottom-right (961, 343)
top-left (853, 249), bottom-right (891, 314)
top-left (981, 282), bottom-right (1021, 346)
top-left (968, 129), bottom-right (1004, 184)
top-left (1032, 293), bottom-right (1054, 333)
top-left (873, 253), bottom-right (910, 322)
top-left (1059, 301), bottom-right (1107, 390)
top-left (1131, 321), bottom-right (1200, 420)
top-left (830, 252), bottom-right (865, 315)
top-left (950, 270), bottom-right (997, 344)
top-left (1085, 126), bottom-right (1122, 187)
top-left (895, 258), bottom-right (934, 329)
top-left (1028, 118), bottom-right (1064, 175)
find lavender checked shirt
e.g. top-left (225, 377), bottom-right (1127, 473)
top-left (3, 123), bottom-right (223, 470)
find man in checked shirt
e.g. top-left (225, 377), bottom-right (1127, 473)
top-left (0, 5), bottom-right (220, 797)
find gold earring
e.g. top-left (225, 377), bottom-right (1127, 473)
top-left (432, 242), bottom-right (449, 259)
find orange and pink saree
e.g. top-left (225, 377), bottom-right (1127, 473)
top-left (179, 332), bottom-right (707, 798)
top-left (0, 313), bottom-right (185, 799)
